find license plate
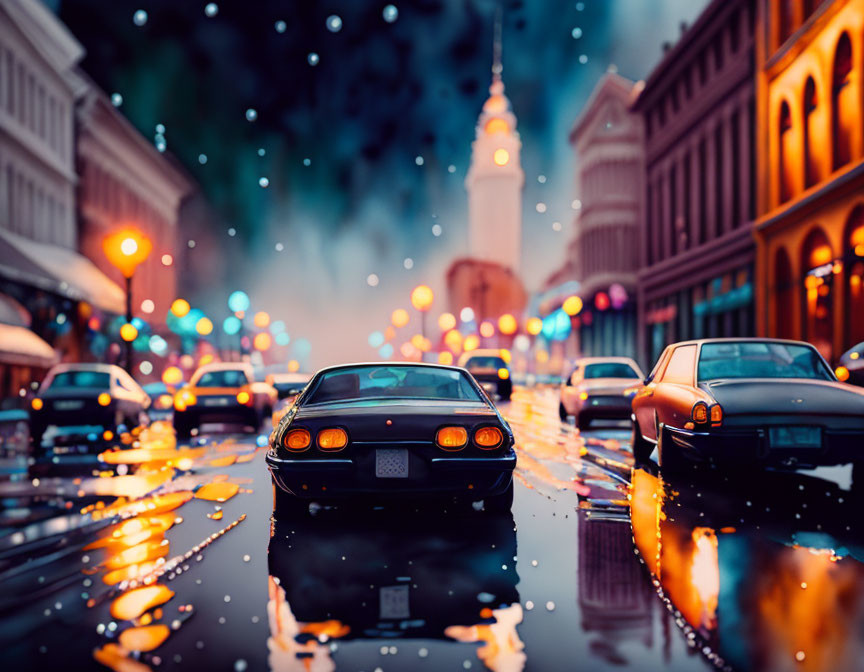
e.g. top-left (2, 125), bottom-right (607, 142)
top-left (55, 400), bottom-right (84, 410)
top-left (379, 585), bottom-right (410, 619)
top-left (375, 448), bottom-right (409, 478)
top-left (769, 426), bottom-right (822, 449)
top-left (202, 397), bottom-right (230, 407)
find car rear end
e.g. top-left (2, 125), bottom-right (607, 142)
top-left (173, 366), bottom-right (259, 432)
top-left (267, 399), bottom-right (516, 501)
top-left (30, 368), bottom-right (119, 436)
top-left (671, 379), bottom-right (864, 469)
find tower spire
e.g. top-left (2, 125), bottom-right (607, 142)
top-left (491, 6), bottom-right (503, 93)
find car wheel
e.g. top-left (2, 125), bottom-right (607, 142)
top-left (631, 421), bottom-right (653, 464)
top-left (174, 418), bottom-right (192, 440)
top-left (852, 461), bottom-right (864, 497)
top-left (558, 402), bottom-right (569, 422)
top-left (483, 480), bottom-right (514, 513)
top-left (272, 484), bottom-right (309, 519)
top-left (576, 414), bottom-right (591, 431)
top-left (658, 426), bottom-right (685, 474)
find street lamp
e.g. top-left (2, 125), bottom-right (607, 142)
top-left (103, 228), bottom-right (152, 373)
top-left (410, 285), bottom-right (434, 339)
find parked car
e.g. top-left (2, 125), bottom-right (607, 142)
top-left (457, 350), bottom-right (512, 400)
top-left (267, 363), bottom-right (516, 515)
top-left (266, 373), bottom-right (311, 427)
top-left (143, 382), bottom-right (175, 420)
top-left (630, 338), bottom-right (864, 476)
top-left (172, 362), bottom-right (264, 438)
top-left (559, 357), bottom-right (643, 429)
top-left (265, 372), bottom-right (311, 400)
top-left (30, 363), bottom-right (150, 449)
top-left (836, 342), bottom-right (864, 386)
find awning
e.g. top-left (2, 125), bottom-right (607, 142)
top-left (0, 293), bottom-right (30, 327)
top-left (0, 229), bottom-right (125, 314)
top-left (0, 324), bottom-right (59, 368)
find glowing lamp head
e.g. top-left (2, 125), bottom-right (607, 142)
top-left (562, 296), bottom-right (583, 316)
top-left (391, 308), bottom-right (410, 328)
top-left (171, 299), bottom-right (191, 318)
top-left (498, 314), bottom-right (518, 335)
top-left (497, 368), bottom-right (510, 380)
top-left (526, 317), bottom-right (543, 336)
top-left (410, 285), bottom-right (434, 312)
top-left (98, 392), bottom-right (112, 407)
top-left (120, 238), bottom-right (138, 256)
top-left (236, 391), bottom-right (251, 405)
top-left (31, 398), bottom-right (43, 411)
top-left (836, 366), bottom-right (851, 382)
top-left (493, 148), bottom-right (510, 166)
top-left (120, 323), bottom-right (138, 342)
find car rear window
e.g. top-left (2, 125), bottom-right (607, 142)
top-left (49, 371), bottom-right (110, 389)
top-left (196, 370), bottom-right (249, 387)
top-left (465, 356), bottom-right (507, 370)
top-left (583, 363), bottom-right (639, 379)
top-left (305, 366), bottom-right (482, 404)
top-left (698, 342), bottom-right (833, 382)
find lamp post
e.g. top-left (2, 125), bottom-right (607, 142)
top-left (103, 228), bottom-right (152, 373)
top-left (410, 285), bottom-right (434, 340)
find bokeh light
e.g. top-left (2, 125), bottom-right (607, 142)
top-left (391, 308), bottom-right (410, 328)
top-left (254, 332), bottom-right (272, 351)
top-left (228, 291), bottom-right (251, 313)
top-left (170, 299), bottom-right (190, 318)
top-left (563, 295), bottom-right (583, 316)
top-left (438, 313), bottom-right (457, 331)
top-left (498, 314), bottom-right (518, 335)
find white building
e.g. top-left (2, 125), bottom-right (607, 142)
top-left (465, 47), bottom-right (524, 273)
top-left (0, 0), bottom-right (122, 392)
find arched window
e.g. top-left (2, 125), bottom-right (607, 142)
top-left (804, 77), bottom-right (819, 188)
top-left (846, 205), bottom-right (864, 346)
top-left (801, 227), bottom-right (835, 360)
top-left (775, 248), bottom-right (795, 339)
top-left (779, 101), bottom-right (793, 203)
top-left (832, 33), bottom-right (853, 170)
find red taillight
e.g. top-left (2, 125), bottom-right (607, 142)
top-left (284, 428), bottom-right (311, 451)
top-left (436, 426), bottom-right (468, 450)
top-left (474, 426), bottom-right (504, 449)
top-left (710, 404), bottom-right (723, 426)
top-left (317, 428), bottom-right (348, 451)
top-left (691, 402), bottom-right (708, 425)
top-left (236, 391), bottom-right (251, 405)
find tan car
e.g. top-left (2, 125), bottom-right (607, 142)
top-left (559, 357), bottom-right (643, 430)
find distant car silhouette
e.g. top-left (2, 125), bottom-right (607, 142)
top-left (559, 357), bottom-right (643, 430)
top-left (457, 349), bottom-right (512, 400)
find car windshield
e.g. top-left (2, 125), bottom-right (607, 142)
top-left (698, 342), bottom-right (833, 382)
top-left (583, 362), bottom-right (639, 379)
top-left (305, 366), bottom-right (482, 404)
top-left (49, 371), bottom-right (110, 389)
top-left (464, 356), bottom-right (507, 370)
top-left (196, 370), bottom-right (249, 387)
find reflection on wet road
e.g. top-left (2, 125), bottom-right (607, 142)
top-left (3, 387), bottom-right (864, 670)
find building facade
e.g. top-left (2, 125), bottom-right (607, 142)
top-left (464, 52), bottom-right (524, 272)
top-left (0, 0), bottom-right (124, 395)
top-left (632, 0), bottom-right (757, 368)
top-left (77, 84), bottom-right (192, 333)
top-left (568, 72), bottom-right (643, 360)
top-left (754, 0), bottom-right (864, 363)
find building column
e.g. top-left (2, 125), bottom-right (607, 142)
top-left (722, 105), bottom-right (736, 235)
top-left (705, 119), bottom-right (718, 243)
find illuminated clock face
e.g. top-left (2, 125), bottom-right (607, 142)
top-left (493, 148), bottom-right (510, 166)
top-left (485, 118), bottom-right (510, 135)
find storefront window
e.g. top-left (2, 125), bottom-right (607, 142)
top-left (846, 206), bottom-right (864, 346)
top-left (802, 229), bottom-right (834, 361)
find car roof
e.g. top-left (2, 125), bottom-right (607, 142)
top-left (312, 361), bottom-right (468, 376)
top-left (457, 350), bottom-right (507, 367)
top-left (666, 337), bottom-right (816, 348)
top-left (194, 362), bottom-right (254, 374)
top-left (574, 357), bottom-right (640, 365)
top-left (48, 363), bottom-right (119, 375)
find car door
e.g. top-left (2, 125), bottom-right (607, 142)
top-left (633, 347), bottom-right (671, 441)
top-left (651, 344), bottom-right (699, 431)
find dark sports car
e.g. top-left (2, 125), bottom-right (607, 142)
top-left (631, 338), bottom-right (864, 474)
top-left (266, 363), bottom-right (516, 514)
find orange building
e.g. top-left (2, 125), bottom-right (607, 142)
top-left (754, 0), bottom-right (864, 362)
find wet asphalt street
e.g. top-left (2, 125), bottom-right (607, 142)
top-left (2, 387), bottom-right (862, 671)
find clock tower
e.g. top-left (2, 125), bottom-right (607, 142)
top-left (465, 28), bottom-right (524, 272)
